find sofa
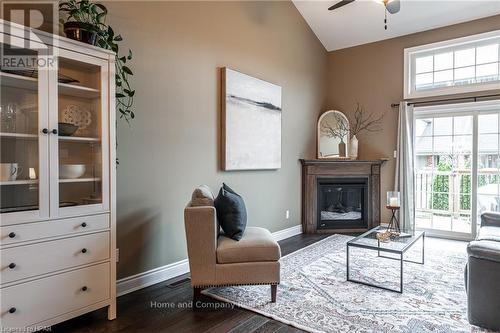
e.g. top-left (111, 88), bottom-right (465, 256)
top-left (184, 186), bottom-right (281, 303)
top-left (465, 211), bottom-right (500, 331)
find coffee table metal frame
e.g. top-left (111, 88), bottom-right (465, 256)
top-left (346, 226), bottom-right (425, 293)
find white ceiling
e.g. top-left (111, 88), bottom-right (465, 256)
top-left (292, 0), bottom-right (500, 51)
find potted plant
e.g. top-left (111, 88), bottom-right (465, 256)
top-left (59, 0), bottom-right (107, 45)
top-left (60, 0), bottom-right (136, 123)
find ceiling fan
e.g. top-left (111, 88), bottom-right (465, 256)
top-left (328, 0), bottom-right (401, 30)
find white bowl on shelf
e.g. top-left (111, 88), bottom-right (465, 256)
top-left (59, 164), bottom-right (86, 179)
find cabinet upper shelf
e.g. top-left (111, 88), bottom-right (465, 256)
top-left (58, 136), bottom-right (100, 142)
top-left (0, 133), bottom-right (100, 142)
top-left (0, 132), bottom-right (38, 139)
top-left (0, 71), bottom-right (100, 99)
top-left (0, 71), bottom-right (37, 90)
top-left (59, 82), bottom-right (100, 99)
top-left (0, 180), bottom-right (38, 186)
top-left (59, 178), bottom-right (101, 183)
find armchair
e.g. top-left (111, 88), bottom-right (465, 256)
top-left (465, 211), bottom-right (500, 331)
top-left (184, 187), bottom-right (281, 303)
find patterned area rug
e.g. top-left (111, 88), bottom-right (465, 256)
top-left (204, 234), bottom-right (489, 333)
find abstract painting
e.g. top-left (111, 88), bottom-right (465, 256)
top-left (221, 68), bottom-right (282, 170)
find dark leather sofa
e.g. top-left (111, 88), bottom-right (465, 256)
top-left (465, 211), bottom-right (500, 331)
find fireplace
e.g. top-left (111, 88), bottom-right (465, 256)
top-left (317, 178), bottom-right (368, 230)
top-left (300, 159), bottom-right (384, 234)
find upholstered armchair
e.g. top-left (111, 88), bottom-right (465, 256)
top-left (184, 187), bottom-right (281, 303)
top-left (465, 211), bottom-right (500, 331)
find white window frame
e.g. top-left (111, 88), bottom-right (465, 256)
top-left (404, 30), bottom-right (500, 100)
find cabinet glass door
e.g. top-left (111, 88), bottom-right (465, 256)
top-left (50, 50), bottom-right (109, 216)
top-left (0, 41), bottom-right (49, 223)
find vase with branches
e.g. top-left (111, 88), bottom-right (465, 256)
top-left (348, 103), bottom-right (384, 159)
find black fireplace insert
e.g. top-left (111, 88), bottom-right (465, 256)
top-left (317, 177), bottom-right (368, 230)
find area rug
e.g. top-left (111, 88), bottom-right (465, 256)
top-left (203, 234), bottom-right (489, 333)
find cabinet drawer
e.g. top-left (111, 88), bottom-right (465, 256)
top-left (1, 232), bottom-right (109, 285)
top-left (1, 214), bottom-right (109, 246)
top-left (0, 262), bottom-right (110, 328)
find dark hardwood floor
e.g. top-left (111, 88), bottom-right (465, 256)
top-left (51, 233), bottom-right (329, 333)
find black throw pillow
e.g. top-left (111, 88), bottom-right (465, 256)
top-left (214, 183), bottom-right (247, 241)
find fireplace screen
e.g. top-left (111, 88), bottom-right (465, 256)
top-left (317, 178), bottom-right (368, 229)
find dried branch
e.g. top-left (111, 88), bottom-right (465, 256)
top-left (320, 113), bottom-right (349, 141)
top-left (349, 103), bottom-right (384, 137)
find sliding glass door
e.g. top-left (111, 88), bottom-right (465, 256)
top-left (477, 113), bottom-right (500, 220)
top-left (415, 114), bottom-right (473, 238)
top-left (414, 101), bottom-right (500, 240)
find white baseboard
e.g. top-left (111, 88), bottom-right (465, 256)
top-left (116, 224), bottom-right (303, 297)
top-left (272, 224), bottom-right (303, 241)
top-left (117, 259), bottom-right (189, 297)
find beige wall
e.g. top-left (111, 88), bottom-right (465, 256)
top-left (104, 1), bottom-right (327, 279)
top-left (326, 15), bottom-right (500, 222)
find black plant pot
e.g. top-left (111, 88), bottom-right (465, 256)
top-left (63, 22), bottom-right (97, 45)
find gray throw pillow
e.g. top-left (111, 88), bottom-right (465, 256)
top-left (214, 183), bottom-right (247, 241)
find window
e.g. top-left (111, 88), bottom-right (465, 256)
top-left (414, 100), bottom-right (500, 240)
top-left (405, 30), bottom-right (500, 99)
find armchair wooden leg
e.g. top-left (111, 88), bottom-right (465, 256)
top-left (193, 287), bottom-right (203, 303)
top-left (271, 284), bottom-right (277, 303)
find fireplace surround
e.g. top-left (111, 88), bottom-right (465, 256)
top-left (300, 159), bottom-right (385, 234)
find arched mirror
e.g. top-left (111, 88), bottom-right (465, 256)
top-left (317, 110), bottom-right (350, 159)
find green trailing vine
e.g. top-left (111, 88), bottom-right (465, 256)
top-left (59, 0), bottom-right (135, 123)
top-left (97, 27), bottom-right (135, 122)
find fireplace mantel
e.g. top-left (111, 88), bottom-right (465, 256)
top-left (300, 159), bottom-right (386, 234)
top-left (300, 159), bottom-right (388, 165)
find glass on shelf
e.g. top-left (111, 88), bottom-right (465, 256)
top-left (0, 79), bottom-right (39, 135)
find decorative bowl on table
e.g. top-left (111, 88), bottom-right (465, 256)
top-left (59, 164), bottom-right (86, 179)
top-left (58, 122), bottom-right (79, 136)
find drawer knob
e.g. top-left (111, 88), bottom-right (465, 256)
top-left (81, 286), bottom-right (88, 291)
top-left (51, 129), bottom-right (58, 135)
top-left (9, 307), bottom-right (16, 314)
top-left (81, 248), bottom-right (87, 253)
top-left (8, 232), bottom-right (16, 238)
top-left (81, 222), bottom-right (87, 228)
top-left (8, 263), bottom-right (16, 269)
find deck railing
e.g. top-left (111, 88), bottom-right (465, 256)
top-left (415, 168), bottom-right (499, 216)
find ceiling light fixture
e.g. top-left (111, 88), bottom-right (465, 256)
top-left (328, 0), bottom-right (401, 30)
top-left (381, 0), bottom-right (400, 30)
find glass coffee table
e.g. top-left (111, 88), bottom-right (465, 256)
top-left (346, 226), bottom-right (425, 293)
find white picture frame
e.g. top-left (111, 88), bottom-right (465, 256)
top-left (221, 67), bottom-right (282, 170)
